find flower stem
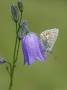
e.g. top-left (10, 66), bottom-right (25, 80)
top-left (15, 12), bottom-right (22, 62)
top-left (9, 12), bottom-right (22, 90)
top-left (15, 39), bottom-right (20, 63)
top-left (9, 22), bottom-right (18, 90)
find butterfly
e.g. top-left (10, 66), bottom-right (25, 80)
top-left (40, 28), bottom-right (59, 53)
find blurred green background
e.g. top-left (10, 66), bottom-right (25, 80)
top-left (0, 0), bottom-right (67, 90)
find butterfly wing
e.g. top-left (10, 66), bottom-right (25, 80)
top-left (40, 28), bottom-right (59, 53)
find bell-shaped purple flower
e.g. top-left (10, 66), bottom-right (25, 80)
top-left (21, 32), bottom-right (46, 65)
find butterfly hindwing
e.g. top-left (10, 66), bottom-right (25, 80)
top-left (40, 28), bottom-right (59, 53)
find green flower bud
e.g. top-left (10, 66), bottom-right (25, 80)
top-left (11, 5), bottom-right (19, 22)
top-left (18, 0), bottom-right (23, 13)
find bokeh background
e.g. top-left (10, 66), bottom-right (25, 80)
top-left (0, 0), bottom-right (67, 90)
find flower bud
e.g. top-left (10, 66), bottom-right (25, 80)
top-left (18, 0), bottom-right (23, 13)
top-left (0, 57), bottom-right (6, 64)
top-left (11, 5), bottom-right (19, 22)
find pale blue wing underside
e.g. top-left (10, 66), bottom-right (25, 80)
top-left (40, 28), bottom-right (59, 53)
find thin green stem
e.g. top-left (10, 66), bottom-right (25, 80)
top-left (15, 39), bottom-right (20, 63)
top-left (15, 12), bottom-right (22, 63)
top-left (9, 22), bottom-right (18, 90)
top-left (9, 12), bottom-right (23, 90)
